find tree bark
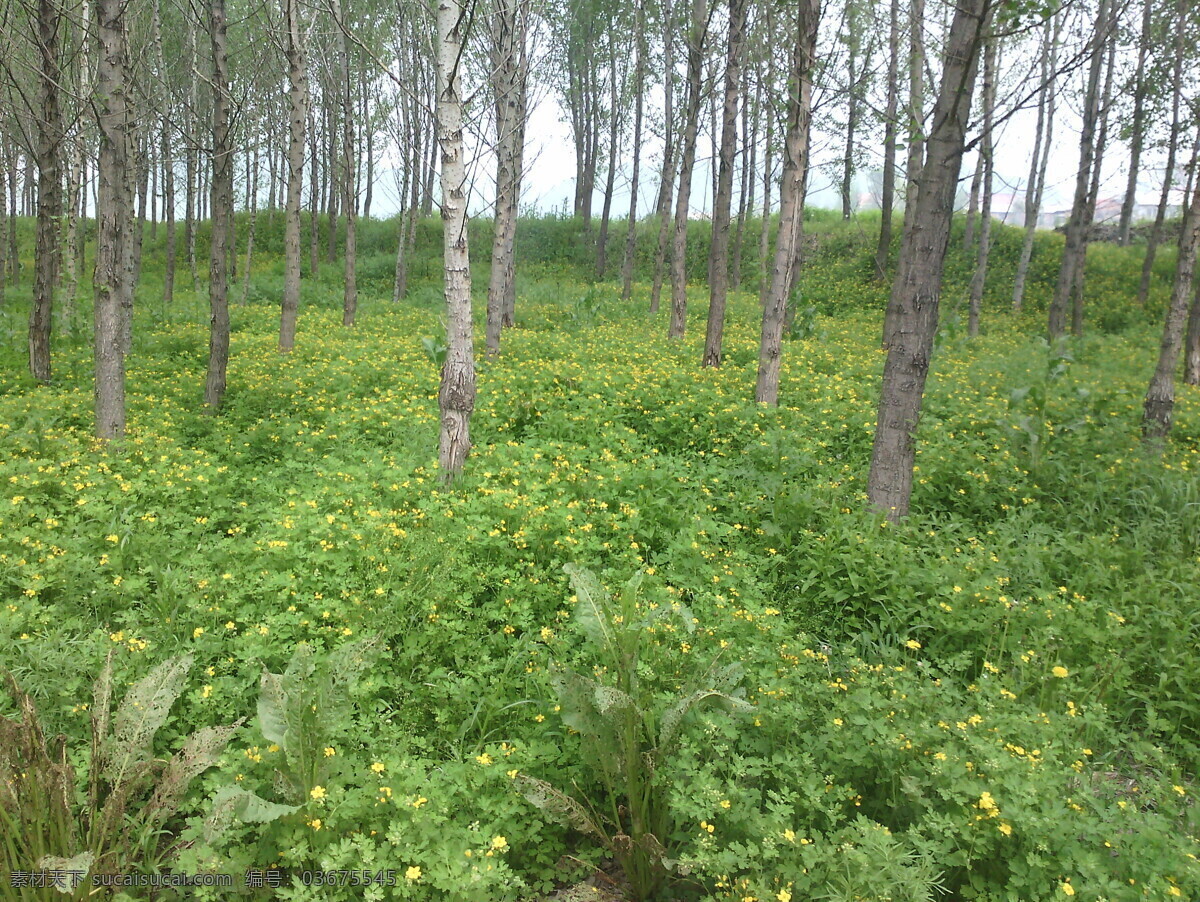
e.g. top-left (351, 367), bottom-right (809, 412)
top-left (1012, 16), bottom-right (1057, 312)
top-left (241, 144), bottom-right (260, 305)
top-left (205, 0), bottom-right (232, 410)
top-left (703, 0), bottom-right (746, 367)
top-left (331, 0), bottom-right (357, 326)
top-left (280, 0), bottom-right (307, 350)
top-left (620, 0), bottom-right (646, 301)
top-left (732, 65), bottom-right (756, 290)
top-left (186, 18), bottom-right (199, 287)
top-left (93, 0), bottom-right (129, 439)
top-left (649, 0), bottom-right (675, 314)
top-left (967, 37), bottom-right (996, 337)
top-left (667, 0), bottom-right (709, 340)
top-left (30, 0), bottom-right (64, 384)
top-left (755, 0), bottom-right (818, 403)
top-left (437, 0), bottom-right (476, 477)
top-left (867, 0), bottom-right (990, 520)
top-left (902, 0), bottom-right (924, 225)
top-left (487, 0), bottom-right (529, 355)
top-left (1143, 134), bottom-right (1200, 440)
top-left (595, 41), bottom-right (622, 280)
top-left (309, 106), bottom-right (321, 275)
top-left (1117, 0), bottom-right (1153, 246)
top-left (874, 0), bottom-right (900, 279)
top-left (1183, 276), bottom-right (1200, 385)
top-left (1048, 0), bottom-right (1111, 339)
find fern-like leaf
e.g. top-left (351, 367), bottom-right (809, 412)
top-left (565, 564), bottom-right (615, 651)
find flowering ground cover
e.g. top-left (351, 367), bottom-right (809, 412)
top-left (1, 219), bottom-right (1199, 900)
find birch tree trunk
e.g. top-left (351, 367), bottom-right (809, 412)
top-left (667, 0), bottom-right (709, 340)
top-left (755, 0), bottom-right (819, 403)
top-left (487, 0), bottom-right (529, 355)
top-left (437, 0), bottom-right (476, 477)
top-left (1048, 0), bottom-right (1111, 339)
top-left (649, 0), bottom-right (675, 314)
top-left (241, 144), bottom-right (260, 305)
top-left (93, 0), bottom-right (129, 439)
top-left (703, 0), bottom-right (746, 367)
top-left (874, 0), bottom-right (899, 279)
top-left (1143, 134), bottom-right (1200, 441)
top-left (280, 0), bottom-right (307, 351)
top-left (620, 0), bottom-right (646, 301)
top-left (1012, 15), bottom-right (1057, 312)
top-left (967, 37), bottom-right (996, 338)
top-left (331, 0), bottom-right (357, 326)
top-left (867, 0), bottom-right (990, 520)
top-left (205, 0), bottom-right (232, 410)
top-left (30, 0), bottom-right (64, 384)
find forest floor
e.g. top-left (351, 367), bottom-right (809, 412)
top-left (1, 219), bottom-right (1199, 901)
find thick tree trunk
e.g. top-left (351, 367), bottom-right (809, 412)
top-left (967, 38), bottom-right (996, 337)
top-left (437, 0), bottom-right (476, 477)
top-left (902, 0), bottom-right (924, 225)
top-left (755, 0), bottom-right (819, 403)
top-left (280, 0), bottom-right (307, 350)
top-left (30, 0), bottom-right (63, 384)
top-left (205, 0), bottom-right (232, 410)
top-left (875, 0), bottom-right (900, 279)
top-left (703, 0), bottom-right (746, 368)
top-left (1013, 16), bottom-right (1057, 312)
top-left (620, 0), bottom-right (646, 302)
top-left (867, 0), bottom-right (989, 520)
top-left (93, 0), bottom-right (128, 439)
top-left (1143, 136), bottom-right (1200, 440)
top-left (1048, 0), bottom-right (1111, 339)
top-left (667, 0), bottom-right (709, 340)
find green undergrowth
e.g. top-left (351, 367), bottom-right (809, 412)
top-left (0, 215), bottom-right (1197, 900)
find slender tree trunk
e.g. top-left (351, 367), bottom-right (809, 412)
top-left (875, 0), bottom-right (900, 278)
top-left (326, 102), bottom-right (339, 264)
top-left (595, 44), bottom-right (621, 280)
top-left (185, 20), bottom-right (199, 287)
top-left (93, 0), bottom-right (128, 439)
top-left (0, 143), bottom-right (6, 306)
top-left (903, 0), bottom-right (925, 225)
top-left (205, 0), bottom-right (232, 409)
top-left (437, 0), bottom-right (476, 477)
top-left (487, 0), bottom-right (529, 354)
top-left (6, 155), bottom-right (17, 285)
top-left (241, 144), bottom-right (260, 305)
top-left (967, 38), bottom-right (996, 337)
top-left (30, 0), bottom-right (64, 384)
top-left (331, 0), bottom-right (357, 326)
top-left (1138, 0), bottom-right (1184, 307)
top-left (963, 156), bottom-right (982, 248)
top-left (309, 107), bottom-right (321, 275)
top-left (649, 0), bottom-right (675, 314)
top-left (1048, 0), bottom-right (1111, 339)
top-left (755, 0), bottom-right (819, 403)
top-left (732, 68), bottom-right (756, 290)
top-left (841, 9), bottom-right (861, 221)
top-left (620, 0), bottom-right (646, 301)
top-left (667, 0), bottom-right (709, 340)
top-left (1013, 16), bottom-right (1057, 312)
top-left (1118, 0), bottom-right (1154, 245)
top-left (1144, 135), bottom-right (1200, 440)
top-left (1183, 276), bottom-right (1200, 385)
top-left (703, 0), bottom-right (746, 367)
top-left (280, 0), bottom-right (306, 350)
top-left (759, 26), bottom-right (775, 305)
top-left (867, 0), bottom-right (989, 520)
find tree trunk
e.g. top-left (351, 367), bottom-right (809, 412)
top-left (755, 0), bottom-right (819, 403)
top-left (186, 18), bottom-right (199, 287)
top-left (732, 67), bottom-right (756, 290)
top-left (241, 144), bottom-right (260, 305)
top-left (331, 0), bottom-right (357, 326)
top-left (205, 0), bottom-right (232, 410)
top-left (93, 0), bottom-right (129, 439)
top-left (1117, 0), bottom-right (1153, 246)
top-left (1143, 135), bottom-right (1200, 440)
top-left (874, 0), bottom-right (900, 279)
top-left (309, 107), bottom-right (321, 275)
top-left (1138, 0), bottom-right (1184, 307)
top-left (867, 0), bottom-right (989, 520)
top-left (1013, 16), bottom-right (1057, 312)
top-left (967, 38), bottom-right (996, 338)
top-left (902, 0), bottom-right (924, 225)
top-left (595, 44), bottom-right (621, 280)
top-left (280, 0), bottom-right (307, 349)
top-left (620, 0), bottom-right (646, 302)
top-left (0, 142), bottom-right (6, 306)
top-left (649, 0), bottom-right (675, 314)
top-left (437, 0), bottom-right (476, 477)
top-left (30, 0), bottom-right (64, 384)
top-left (758, 24), bottom-right (775, 306)
top-left (667, 0), bottom-right (709, 340)
top-left (487, 0), bottom-right (529, 355)
top-left (963, 155), bottom-right (982, 248)
top-left (703, 0), bottom-right (746, 367)
top-left (1183, 276), bottom-right (1200, 385)
top-left (1048, 0), bottom-right (1111, 339)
